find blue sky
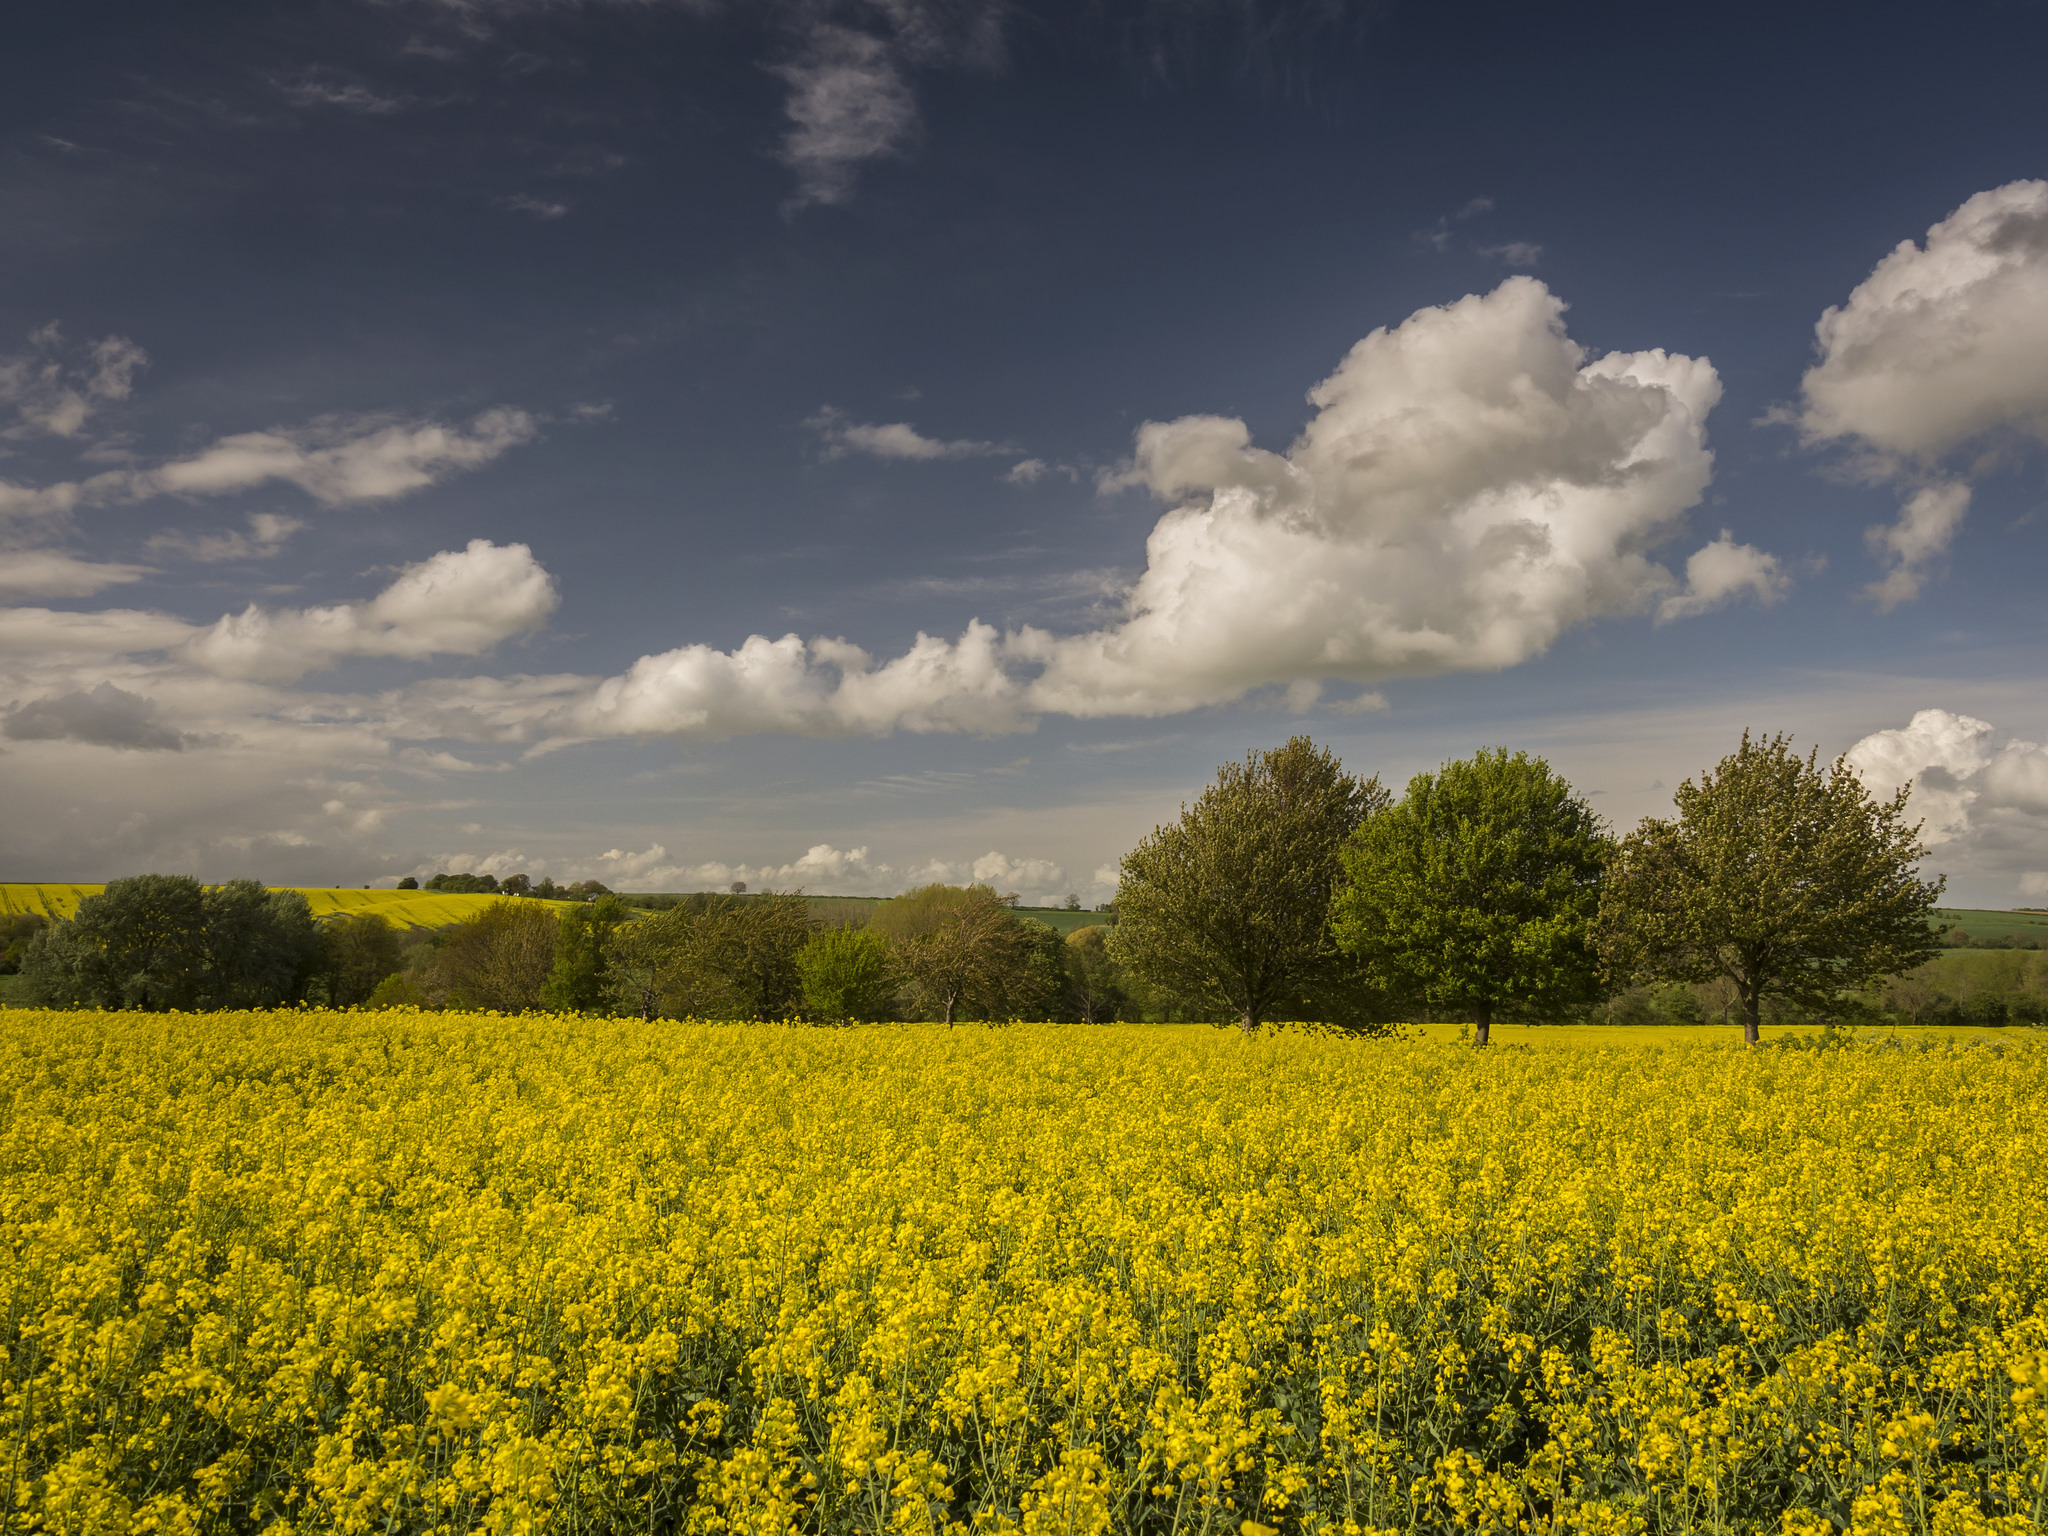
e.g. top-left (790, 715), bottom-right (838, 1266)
top-left (3, 0), bottom-right (2046, 905)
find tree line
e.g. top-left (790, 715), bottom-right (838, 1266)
top-left (401, 872), bottom-right (617, 900)
top-left (1111, 731), bottom-right (1943, 1044)
top-left (6, 877), bottom-right (1141, 1023)
top-left (8, 728), bottom-right (1948, 1039)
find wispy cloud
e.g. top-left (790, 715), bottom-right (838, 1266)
top-left (0, 409), bottom-right (536, 535)
top-left (1415, 200), bottom-right (1540, 267)
top-left (773, 25), bottom-right (920, 209)
top-left (146, 408), bottom-right (537, 506)
top-left (498, 193), bottom-right (570, 220)
top-left (145, 512), bottom-right (304, 564)
top-left (1005, 457), bottom-right (1078, 485)
top-left (1413, 195), bottom-right (1494, 253)
top-left (770, 2), bottom-right (1008, 210)
top-left (0, 549), bottom-right (152, 599)
top-left (807, 405), bottom-right (1009, 461)
top-left (0, 324), bottom-right (147, 440)
top-left (273, 73), bottom-right (408, 113)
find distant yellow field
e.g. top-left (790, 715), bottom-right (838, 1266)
top-left (0, 883), bottom-right (576, 928)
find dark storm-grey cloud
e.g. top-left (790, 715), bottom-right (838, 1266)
top-left (4, 682), bottom-right (194, 751)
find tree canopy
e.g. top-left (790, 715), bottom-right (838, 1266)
top-left (1333, 748), bottom-right (1610, 1045)
top-left (794, 926), bottom-right (897, 1024)
top-left (432, 900), bottom-right (560, 1012)
top-left (19, 875), bottom-right (320, 1010)
top-left (1596, 731), bottom-right (1945, 1044)
top-left (894, 885), bottom-right (1036, 1026)
top-left (611, 892), bottom-right (815, 1020)
top-left (1063, 926), bottom-right (1128, 1023)
top-left (1110, 735), bottom-right (1387, 1031)
top-left (541, 895), bottom-right (632, 1013)
top-left (316, 912), bottom-right (406, 1007)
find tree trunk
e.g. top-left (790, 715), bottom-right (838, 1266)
top-left (1473, 999), bottom-right (1491, 1047)
top-left (944, 989), bottom-right (958, 1028)
top-left (1240, 1007), bottom-right (1257, 1035)
top-left (1741, 990), bottom-right (1760, 1046)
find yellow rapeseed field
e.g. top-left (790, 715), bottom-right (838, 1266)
top-left (0, 884), bottom-right (574, 928)
top-left (2, 1012), bottom-right (2043, 1536)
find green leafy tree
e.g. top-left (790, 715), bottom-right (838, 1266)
top-left (794, 926), bottom-right (897, 1024)
top-left (0, 913), bottom-right (49, 974)
top-left (1110, 736), bottom-right (1387, 1032)
top-left (1012, 921), bottom-right (1073, 1021)
top-left (1333, 748), bottom-right (1610, 1046)
top-left (199, 881), bottom-right (320, 1008)
top-left (366, 970), bottom-right (428, 1008)
top-left (1596, 731), bottom-right (1945, 1045)
top-left (318, 913), bottom-right (406, 1006)
top-left (16, 922), bottom-right (96, 1006)
top-left (894, 885), bottom-right (1035, 1026)
top-left (19, 874), bottom-right (320, 1010)
top-left (540, 895), bottom-right (631, 1012)
top-left (431, 900), bottom-right (560, 1012)
top-left (395, 876), bottom-right (419, 890)
top-left (22, 874), bottom-right (209, 1008)
top-left (1063, 925), bottom-right (1128, 1023)
top-left (868, 883), bottom-right (977, 944)
top-left (609, 892), bottom-right (815, 1019)
top-left (427, 872), bottom-right (499, 894)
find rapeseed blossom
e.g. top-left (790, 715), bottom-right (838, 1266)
top-left (1, 1011), bottom-right (2042, 1535)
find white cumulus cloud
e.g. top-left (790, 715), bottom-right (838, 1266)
top-left (970, 849), bottom-right (1065, 894)
top-left (550, 278), bottom-right (1759, 742)
top-left (1797, 180), bottom-right (2048, 605)
top-left (183, 539), bottom-right (559, 681)
top-left (1861, 483), bottom-right (1973, 611)
top-left (1847, 709), bottom-right (2048, 898)
top-left (1655, 530), bottom-right (1792, 624)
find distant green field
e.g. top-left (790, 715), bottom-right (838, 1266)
top-left (1933, 907), bottom-right (2048, 945)
top-left (0, 884), bottom-right (577, 929)
top-left (631, 891), bottom-right (1110, 935)
top-left (1403, 1018), bottom-right (2036, 1047)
